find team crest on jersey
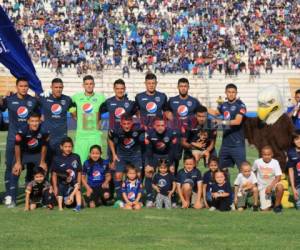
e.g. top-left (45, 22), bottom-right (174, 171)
top-left (155, 96), bottom-right (161, 102)
top-left (158, 179), bottom-right (167, 187)
top-left (51, 104), bottom-right (62, 115)
top-left (115, 107), bottom-right (126, 118)
top-left (224, 111), bottom-right (230, 120)
top-left (82, 103), bottom-right (93, 113)
top-left (37, 133), bottom-right (42, 139)
top-left (187, 101), bottom-right (192, 107)
top-left (163, 137), bottom-right (170, 143)
top-left (71, 160), bottom-right (78, 169)
top-left (27, 101), bottom-right (33, 107)
top-left (92, 98), bottom-right (98, 102)
top-left (27, 138), bottom-right (38, 148)
top-left (132, 131), bottom-right (138, 137)
top-left (230, 106), bottom-right (236, 111)
top-left (124, 102), bottom-right (129, 108)
top-left (17, 106), bottom-right (29, 118)
top-left (61, 100), bottom-right (66, 105)
top-left (177, 105), bottom-right (188, 117)
top-left (146, 102), bottom-right (157, 113)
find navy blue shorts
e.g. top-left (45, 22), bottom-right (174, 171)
top-left (115, 154), bottom-right (143, 173)
top-left (218, 145), bottom-right (246, 169)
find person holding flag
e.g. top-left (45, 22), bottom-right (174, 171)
top-left (71, 75), bottom-right (106, 163)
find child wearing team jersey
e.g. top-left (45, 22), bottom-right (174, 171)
top-left (121, 164), bottom-right (143, 210)
top-left (25, 167), bottom-right (55, 211)
top-left (287, 132), bottom-right (300, 209)
top-left (252, 146), bottom-right (284, 213)
top-left (82, 145), bottom-right (112, 208)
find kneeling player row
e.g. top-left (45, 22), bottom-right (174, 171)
top-left (23, 139), bottom-right (285, 212)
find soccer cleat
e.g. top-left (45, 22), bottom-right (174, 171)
top-left (4, 195), bottom-right (12, 206)
top-left (209, 206), bottom-right (216, 211)
top-left (172, 203), bottom-right (178, 208)
top-left (273, 206), bottom-right (282, 214)
top-left (7, 201), bottom-right (16, 208)
top-left (146, 200), bottom-right (154, 208)
top-left (230, 204), bottom-right (236, 211)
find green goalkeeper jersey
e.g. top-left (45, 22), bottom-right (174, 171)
top-left (72, 92), bottom-right (105, 136)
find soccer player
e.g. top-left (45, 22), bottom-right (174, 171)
top-left (108, 114), bottom-right (144, 201)
top-left (208, 83), bottom-right (247, 170)
top-left (166, 78), bottom-right (201, 126)
top-left (0, 77), bottom-right (39, 205)
top-left (51, 137), bottom-right (82, 212)
top-left (144, 116), bottom-right (178, 207)
top-left (166, 78), bottom-right (202, 172)
top-left (135, 73), bottom-right (168, 129)
top-left (71, 75), bottom-right (106, 162)
top-left (100, 79), bottom-right (136, 130)
top-left (37, 78), bottom-right (73, 156)
top-left (9, 113), bottom-right (49, 207)
top-left (181, 106), bottom-right (217, 166)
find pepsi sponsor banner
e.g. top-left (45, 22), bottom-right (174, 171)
top-left (0, 6), bottom-right (43, 93)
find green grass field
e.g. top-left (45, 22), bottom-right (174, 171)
top-left (0, 131), bottom-right (300, 250)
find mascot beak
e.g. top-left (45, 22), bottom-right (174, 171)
top-left (258, 105), bottom-right (279, 121)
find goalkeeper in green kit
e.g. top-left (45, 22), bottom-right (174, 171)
top-left (71, 75), bottom-right (106, 162)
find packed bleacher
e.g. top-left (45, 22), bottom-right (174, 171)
top-left (2, 0), bottom-right (300, 78)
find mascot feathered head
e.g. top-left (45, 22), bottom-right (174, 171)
top-left (257, 86), bottom-right (284, 125)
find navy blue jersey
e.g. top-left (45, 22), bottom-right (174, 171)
top-left (121, 179), bottom-right (142, 202)
top-left (108, 125), bottom-right (145, 157)
top-left (145, 128), bottom-right (177, 164)
top-left (287, 147), bottom-right (300, 187)
top-left (152, 173), bottom-right (174, 196)
top-left (15, 126), bottom-right (49, 154)
top-left (203, 170), bottom-right (215, 192)
top-left (135, 91), bottom-right (168, 127)
top-left (82, 159), bottom-right (109, 187)
top-left (167, 95), bottom-right (201, 122)
top-left (51, 153), bottom-right (82, 185)
top-left (182, 119), bottom-right (217, 150)
top-left (0, 94), bottom-right (39, 135)
top-left (38, 94), bottom-right (73, 140)
top-left (211, 181), bottom-right (232, 194)
top-left (176, 168), bottom-right (202, 192)
top-left (217, 99), bottom-right (246, 146)
top-left (100, 96), bottom-right (136, 129)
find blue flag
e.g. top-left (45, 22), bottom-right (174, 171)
top-left (0, 6), bottom-right (43, 93)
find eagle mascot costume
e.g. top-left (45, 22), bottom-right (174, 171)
top-left (244, 85), bottom-right (294, 208)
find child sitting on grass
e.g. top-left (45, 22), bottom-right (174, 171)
top-left (25, 167), bottom-right (55, 211)
top-left (121, 164), bottom-right (143, 210)
top-left (210, 170), bottom-right (232, 211)
top-left (202, 156), bottom-right (219, 208)
top-left (176, 154), bottom-right (202, 209)
top-left (252, 146), bottom-right (283, 213)
top-left (82, 145), bottom-right (112, 208)
top-left (51, 137), bottom-right (82, 212)
top-left (234, 161), bottom-right (259, 211)
top-left (152, 159), bottom-right (176, 209)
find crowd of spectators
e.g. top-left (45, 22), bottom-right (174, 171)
top-left (2, 0), bottom-right (300, 78)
